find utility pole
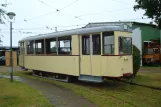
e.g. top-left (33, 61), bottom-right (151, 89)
top-left (7, 12), bottom-right (16, 82)
top-left (10, 21), bottom-right (13, 81)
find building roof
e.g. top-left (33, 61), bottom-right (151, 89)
top-left (84, 21), bottom-right (158, 28)
top-left (0, 46), bottom-right (18, 50)
top-left (19, 25), bottom-right (131, 42)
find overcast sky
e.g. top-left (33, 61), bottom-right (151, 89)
top-left (0, 0), bottom-right (153, 46)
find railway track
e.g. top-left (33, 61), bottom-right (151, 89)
top-left (31, 70), bottom-right (161, 91)
top-left (116, 78), bottom-right (161, 91)
top-left (31, 72), bottom-right (161, 107)
top-left (75, 80), bottom-right (160, 101)
top-left (74, 82), bottom-right (138, 107)
top-left (31, 71), bottom-right (161, 92)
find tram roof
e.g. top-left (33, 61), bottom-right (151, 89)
top-left (19, 25), bottom-right (131, 42)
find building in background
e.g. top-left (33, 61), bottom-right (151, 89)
top-left (84, 22), bottom-right (160, 66)
top-left (0, 46), bottom-right (19, 66)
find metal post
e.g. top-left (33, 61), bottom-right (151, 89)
top-left (10, 22), bottom-right (13, 82)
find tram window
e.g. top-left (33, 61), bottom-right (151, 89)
top-left (27, 40), bottom-right (34, 54)
top-left (46, 38), bottom-right (57, 54)
top-left (119, 37), bottom-right (132, 55)
top-left (102, 32), bottom-right (114, 55)
top-left (92, 34), bottom-right (101, 55)
top-left (50, 41), bottom-right (57, 53)
top-left (82, 35), bottom-right (90, 55)
top-left (35, 40), bottom-right (44, 54)
top-left (58, 36), bottom-right (72, 55)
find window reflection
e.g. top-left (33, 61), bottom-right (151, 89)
top-left (119, 37), bottom-right (132, 55)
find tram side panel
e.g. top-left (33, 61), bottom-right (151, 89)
top-left (19, 45), bottom-right (24, 67)
top-left (19, 54), bottom-right (23, 67)
top-left (101, 56), bottom-right (133, 77)
top-left (101, 31), bottom-right (133, 78)
top-left (22, 35), bottom-right (80, 76)
top-left (24, 55), bottom-right (80, 76)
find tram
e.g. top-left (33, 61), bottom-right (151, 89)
top-left (18, 25), bottom-right (133, 83)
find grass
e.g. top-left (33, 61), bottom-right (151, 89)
top-left (0, 78), bottom-right (53, 107)
top-left (1, 69), bottom-right (161, 107)
top-left (141, 65), bottom-right (161, 68)
top-left (129, 72), bottom-right (161, 88)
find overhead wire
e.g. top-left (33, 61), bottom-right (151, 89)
top-left (38, 0), bottom-right (58, 9)
top-left (13, 0), bottom-right (82, 32)
top-left (1, 17), bottom-right (151, 33)
top-left (59, 0), bottom-right (79, 10)
top-left (38, 0), bottom-right (83, 21)
top-left (76, 6), bottom-right (133, 18)
top-left (17, 11), bottom-right (58, 22)
top-left (15, 0), bottom-right (80, 23)
top-left (6, 0), bottom-right (152, 35)
top-left (120, 17), bottom-right (149, 21)
top-left (76, 0), bottom-right (134, 18)
top-left (56, 24), bottom-right (86, 28)
top-left (12, 24), bottom-right (86, 30)
top-left (14, 0), bottom-right (138, 28)
top-left (1, 23), bottom-right (86, 35)
top-left (24, 0), bottom-right (134, 22)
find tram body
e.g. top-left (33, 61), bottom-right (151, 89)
top-left (18, 26), bottom-right (133, 83)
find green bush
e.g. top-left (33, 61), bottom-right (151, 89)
top-left (133, 45), bottom-right (141, 76)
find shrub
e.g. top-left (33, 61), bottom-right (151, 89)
top-left (133, 45), bottom-right (141, 76)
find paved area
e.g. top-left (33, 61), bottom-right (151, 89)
top-left (22, 78), bottom-right (97, 107)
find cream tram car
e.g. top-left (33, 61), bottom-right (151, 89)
top-left (18, 25), bottom-right (133, 83)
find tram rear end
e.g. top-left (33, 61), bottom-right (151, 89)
top-left (101, 31), bottom-right (133, 78)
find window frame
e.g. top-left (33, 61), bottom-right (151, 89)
top-left (102, 31), bottom-right (115, 55)
top-left (118, 36), bottom-right (132, 55)
top-left (58, 36), bottom-right (72, 55)
top-left (45, 38), bottom-right (57, 55)
top-left (27, 40), bottom-right (35, 55)
top-left (82, 35), bottom-right (90, 55)
top-left (92, 34), bottom-right (101, 55)
top-left (35, 39), bottom-right (44, 55)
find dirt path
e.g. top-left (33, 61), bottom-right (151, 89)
top-left (21, 77), bottom-right (97, 107)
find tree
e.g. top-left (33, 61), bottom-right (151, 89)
top-left (0, 4), bottom-right (7, 46)
top-left (134, 0), bottom-right (161, 28)
top-left (0, 5), bottom-right (7, 24)
top-left (133, 45), bottom-right (141, 76)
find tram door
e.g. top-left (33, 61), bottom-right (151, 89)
top-left (90, 34), bottom-right (101, 76)
top-left (80, 34), bottom-right (101, 76)
top-left (80, 35), bottom-right (92, 75)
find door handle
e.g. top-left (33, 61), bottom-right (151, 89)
top-left (124, 57), bottom-right (128, 61)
